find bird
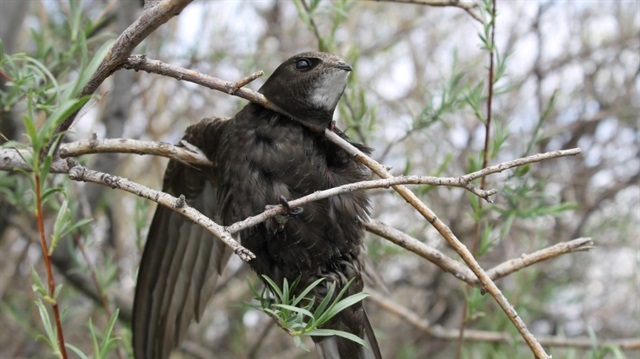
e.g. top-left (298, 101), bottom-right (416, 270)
top-left (133, 51), bottom-right (382, 359)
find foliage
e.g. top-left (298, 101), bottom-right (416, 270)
top-left (247, 275), bottom-right (369, 351)
top-left (1, 1), bottom-right (118, 358)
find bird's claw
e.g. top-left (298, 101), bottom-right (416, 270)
top-left (266, 196), bottom-right (303, 228)
top-left (278, 195), bottom-right (304, 216)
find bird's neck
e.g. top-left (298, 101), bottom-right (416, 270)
top-left (249, 102), bottom-right (333, 134)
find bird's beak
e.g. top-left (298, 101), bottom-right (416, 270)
top-left (336, 62), bottom-right (353, 72)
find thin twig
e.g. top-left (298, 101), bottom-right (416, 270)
top-left (365, 220), bottom-right (594, 287)
top-left (34, 174), bottom-right (68, 359)
top-left (368, 0), bottom-right (482, 22)
top-left (227, 71), bottom-right (264, 94)
top-left (123, 55), bottom-right (271, 106)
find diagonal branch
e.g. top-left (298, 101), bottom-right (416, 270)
top-left (47, 0), bottom-right (194, 155)
top-left (65, 159), bottom-right (255, 262)
top-left (365, 219), bottom-right (594, 287)
top-left (123, 55), bottom-right (270, 105)
top-left (323, 129), bottom-right (553, 359)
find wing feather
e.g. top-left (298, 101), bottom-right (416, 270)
top-left (133, 118), bottom-right (231, 359)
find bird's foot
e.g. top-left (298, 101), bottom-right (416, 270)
top-left (278, 195), bottom-right (304, 216)
top-left (266, 195), bottom-right (303, 228)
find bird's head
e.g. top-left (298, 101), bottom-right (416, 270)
top-left (259, 51), bottom-right (352, 132)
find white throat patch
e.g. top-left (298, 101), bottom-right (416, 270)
top-left (310, 71), bottom-right (349, 110)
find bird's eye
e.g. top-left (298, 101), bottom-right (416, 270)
top-left (295, 58), bottom-right (312, 71)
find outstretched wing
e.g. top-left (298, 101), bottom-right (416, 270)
top-left (133, 118), bottom-right (231, 359)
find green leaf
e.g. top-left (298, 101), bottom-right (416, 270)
top-left (308, 328), bottom-right (368, 348)
top-left (291, 277), bottom-right (324, 307)
top-left (89, 318), bottom-right (100, 359)
top-left (66, 344), bottom-right (88, 359)
top-left (311, 282), bottom-right (337, 322)
top-left (31, 268), bottom-right (47, 297)
top-left (35, 299), bottom-right (59, 354)
top-left (100, 309), bottom-right (121, 357)
top-left (261, 275), bottom-right (284, 302)
top-left (74, 39), bottom-right (115, 98)
top-left (272, 304), bottom-right (314, 319)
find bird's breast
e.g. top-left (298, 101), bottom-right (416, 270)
top-left (218, 110), bottom-right (368, 272)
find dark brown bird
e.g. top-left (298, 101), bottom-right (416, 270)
top-left (133, 51), bottom-right (381, 359)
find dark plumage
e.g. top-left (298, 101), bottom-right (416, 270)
top-left (133, 52), bottom-right (381, 359)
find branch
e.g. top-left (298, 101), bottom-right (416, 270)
top-left (65, 160), bottom-right (255, 262)
top-left (369, 0), bottom-right (482, 22)
top-left (483, 238), bottom-right (594, 284)
top-left (58, 136), bottom-right (212, 166)
top-left (365, 220), bottom-right (594, 287)
top-left (1, 148), bottom-right (71, 173)
top-left (225, 176), bottom-right (496, 236)
top-left (123, 55), bottom-right (269, 105)
top-left (461, 148), bottom-right (582, 182)
top-left (323, 129), bottom-right (552, 358)
top-left (369, 292), bottom-right (640, 349)
top-left (48, 0), bottom-right (194, 154)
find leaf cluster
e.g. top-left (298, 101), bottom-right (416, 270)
top-left (247, 275), bottom-right (370, 351)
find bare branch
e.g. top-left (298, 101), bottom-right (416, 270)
top-left (224, 175), bottom-right (495, 236)
top-left (1, 136), bottom-right (212, 172)
top-left (368, 0), bottom-right (482, 22)
top-left (58, 137), bottom-right (212, 166)
top-left (365, 220), bottom-right (474, 282)
top-left (123, 55), bottom-right (271, 106)
top-left (1, 148), bottom-right (70, 173)
top-left (484, 237), bottom-right (594, 284)
top-left (365, 220), bottom-right (594, 287)
top-left (369, 292), bottom-right (640, 349)
top-left (65, 160), bottom-right (255, 262)
top-left (462, 148), bottom-right (582, 182)
top-left (227, 71), bottom-right (265, 94)
top-left (48, 0), bottom-right (194, 153)
top-left (323, 129), bottom-right (551, 358)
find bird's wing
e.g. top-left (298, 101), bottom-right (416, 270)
top-left (133, 118), bottom-right (231, 359)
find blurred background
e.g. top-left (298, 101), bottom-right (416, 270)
top-left (0, 0), bottom-right (638, 358)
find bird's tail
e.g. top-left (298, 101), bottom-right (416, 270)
top-left (314, 308), bottom-right (381, 359)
